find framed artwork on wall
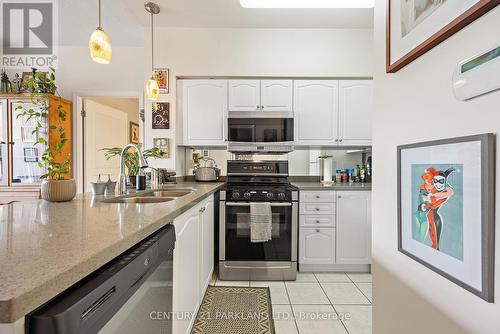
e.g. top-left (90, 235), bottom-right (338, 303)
top-left (129, 122), bottom-right (140, 144)
top-left (152, 102), bottom-right (170, 129)
top-left (23, 147), bottom-right (38, 162)
top-left (387, 0), bottom-right (499, 73)
top-left (398, 134), bottom-right (495, 302)
top-left (153, 138), bottom-right (170, 158)
top-left (153, 68), bottom-right (169, 94)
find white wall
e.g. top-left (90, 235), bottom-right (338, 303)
top-left (373, 2), bottom-right (500, 333)
top-left (145, 27), bottom-right (374, 173)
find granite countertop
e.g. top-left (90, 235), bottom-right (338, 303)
top-left (292, 182), bottom-right (372, 191)
top-left (0, 182), bottom-right (224, 323)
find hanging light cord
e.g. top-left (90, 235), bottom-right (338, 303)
top-left (98, 0), bottom-right (102, 28)
top-left (151, 11), bottom-right (154, 72)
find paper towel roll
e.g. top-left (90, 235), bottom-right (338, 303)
top-left (323, 157), bottom-right (333, 182)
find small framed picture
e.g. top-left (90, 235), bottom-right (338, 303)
top-left (398, 134), bottom-right (495, 302)
top-left (152, 102), bottom-right (170, 129)
top-left (153, 138), bottom-right (170, 158)
top-left (24, 147), bottom-right (38, 162)
top-left (21, 126), bottom-right (38, 143)
top-left (129, 122), bottom-right (140, 144)
top-left (153, 68), bottom-right (169, 94)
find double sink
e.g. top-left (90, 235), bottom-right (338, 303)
top-left (102, 188), bottom-right (196, 204)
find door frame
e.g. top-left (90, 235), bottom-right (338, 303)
top-left (73, 91), bottom-right (143, 193)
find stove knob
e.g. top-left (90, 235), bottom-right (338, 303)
top-left (266, 192), bottom-right (274, 199)
top-left (243, 192), bottom-right (251, 200)
top-left (232, 191), bottom-right (240, 199)
top-left (278, 193), bottom-right (286, 200)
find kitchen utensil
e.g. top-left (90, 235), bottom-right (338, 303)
top-left (105, 174), bottom-right (117, 194)
top-left (91, 174), bottom-right (107, 196)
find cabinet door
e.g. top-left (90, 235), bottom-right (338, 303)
top-left (336, 191), bottom-right (371, 265)
top-left (199, 198), bottom-right (214, 300)
top-left (260, 80), bottom-right (293, 112)
top-left (294, 80), bottom-right (339, 145)
top-left (173, 209), bottom-right (200, 334)
top-left (182, 80), bottom-right (227, 146)
top-left (228, 80), bottom-right (261, 112)
top-left (338, 80), bottom-right (373, 146)
top-left (299, 227), bottom-right (335, 265)
top-left (9, 101), bottom-right (47, 185)
top-left (0, 100), bottom-right (8, 185)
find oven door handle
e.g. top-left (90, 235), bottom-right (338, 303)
top-left (224, 202), bottom-right (292, 207)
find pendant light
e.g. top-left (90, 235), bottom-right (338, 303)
top-left (145, 2), bottom-right (160, 101)
top-left (89, 0), bottom-right (112, 64)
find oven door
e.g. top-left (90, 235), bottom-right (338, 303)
top-left (220, 201), bottom-right (297, 262)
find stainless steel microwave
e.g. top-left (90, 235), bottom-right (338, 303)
top-left (227, 118), bottom-right (294, 153)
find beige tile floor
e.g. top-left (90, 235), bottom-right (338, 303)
top-left (212, 272), bottom-right (372, 334)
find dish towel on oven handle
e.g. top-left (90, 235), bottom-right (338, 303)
top-left (250, 202), bottom-right (272, 243)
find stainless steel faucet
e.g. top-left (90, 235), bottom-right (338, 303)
top-left (117, 143), bottom-right (148, 195)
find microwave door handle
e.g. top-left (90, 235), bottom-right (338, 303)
top-left (224, 202), bottom-right (292, 207)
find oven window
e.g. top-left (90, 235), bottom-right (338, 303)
top-left (228, 118), bottom-right (293, 142)
top-left (225, 204), bottom-right (292, 261)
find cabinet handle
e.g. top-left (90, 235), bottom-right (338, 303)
top-left (339, 139), bottom-right (343, 143)
top-left (256, 105), bottom-right (260, 109)
top-left (315, 208), bottom-right (320, 211)
top-left (316, 220), bottom-right (320, 224)
top-left (261, 105), bottom-right (264, 109)
top-left (199, 207), bottom-right (206, 213)
top-left (338, 195), bottom-right (342, 199)
top-left (315, 195), bottom-right (320, 199)
top-left (316, 229), bottom-right (320, 233)
top-left (335, 139), bottom-right (338, 143)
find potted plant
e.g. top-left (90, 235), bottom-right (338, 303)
top-left (101, 145), bottom-right (161, 186)
top-left (16, 68), bottom-right (76, 202)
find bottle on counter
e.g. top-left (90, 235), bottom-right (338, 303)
top-left (341, 169), bottom-right (348, 183)
top-left (366, 156), bottom-right (372, 183)
top-left (359, 164), bottom-right (366, 183)
top-left (336, 170), bottom-right (342, 183)
top-left (348, 169), bottom-right (354, 183)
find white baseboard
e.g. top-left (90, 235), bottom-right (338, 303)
top-left (299, 264), bottom-right (370, 272)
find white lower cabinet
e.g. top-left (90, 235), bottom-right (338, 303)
top-left (173, 195), bottom-right (214, 334)
top-left (299, 227), bottom-right (336, 265)
top-left (336, 191), bottom-right (372, 265)
top-left (298, 190), bottom-right (371, 271)
top-left (199, 199), bottom-right (214, 300)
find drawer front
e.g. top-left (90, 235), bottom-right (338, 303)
top-left (300, 215), bottom-right (335, 227)
top-left (300, 191), bottom-right (335, 203)
top-left (300, 203), bottom-right (335, 215)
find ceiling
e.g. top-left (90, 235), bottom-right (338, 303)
top-left (122, 0), bottom-right (373, 29)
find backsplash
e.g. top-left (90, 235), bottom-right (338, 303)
top-left (182, 148), bottom-right (370, 177)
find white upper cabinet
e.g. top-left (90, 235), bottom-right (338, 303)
top-left (338, 80), bottom-right (373, 146)
top-left (228, 80), bottom-right (261, 112)
top-left (260, 80), bottom-right (293, 112)
top-left (182, 80), bottom-right (227, 146)
top-left (336, 191), bottom-right (372, 265)
top-left (294, 80), bottom-right (339, 145)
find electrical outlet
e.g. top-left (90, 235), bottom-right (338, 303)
top-left (203, 150), bottom-right (209, 157)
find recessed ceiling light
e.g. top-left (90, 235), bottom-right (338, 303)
top-left (240, 0), bottom-right (374, 9)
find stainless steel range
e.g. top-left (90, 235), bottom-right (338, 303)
top-left (219, 160), bottom-right (298, 281)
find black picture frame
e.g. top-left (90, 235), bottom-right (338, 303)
top-left (397, 133), bottom-right (495, 302)
top-left (152, 102), bottom-right (170, 130)
top-left (23, 147), bottom-right (38, 162)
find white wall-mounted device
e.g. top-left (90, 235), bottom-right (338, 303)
top-left (452, 46), bottom-right (500, 101)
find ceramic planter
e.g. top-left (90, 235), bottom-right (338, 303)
top-left (41, 179), bottom-right (77, 202)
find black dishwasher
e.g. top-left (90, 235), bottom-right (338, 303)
top-left (27, 224), bottom-right (175, 334)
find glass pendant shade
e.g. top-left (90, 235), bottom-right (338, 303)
top-left (146, 77), bottom-right (160, 100)
top-left (89, 28), bottom-right (112, 64)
